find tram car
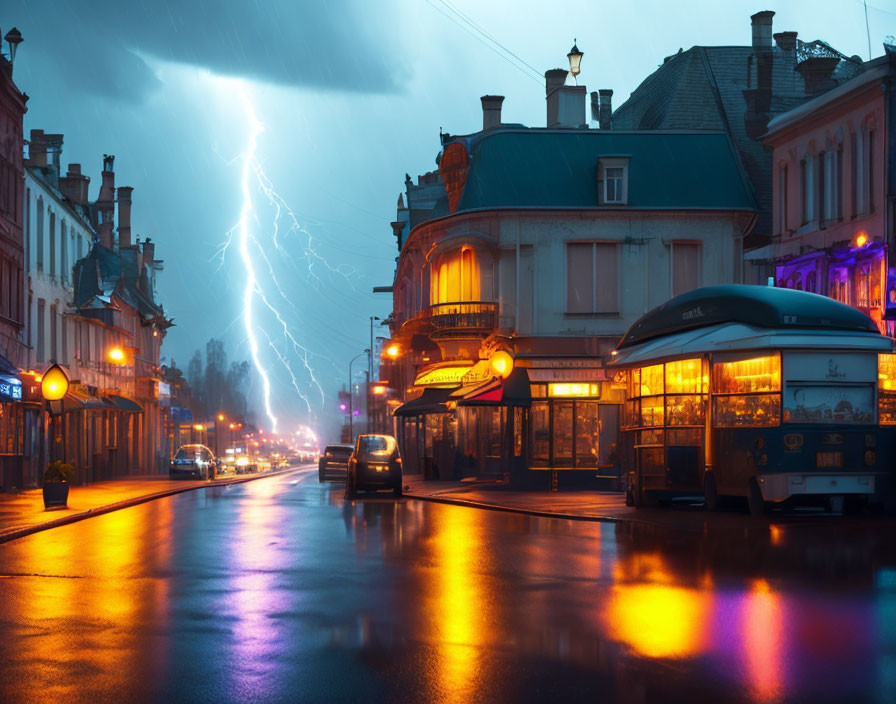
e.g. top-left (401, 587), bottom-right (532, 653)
top-left (608, 285), bottom-right (896, 515)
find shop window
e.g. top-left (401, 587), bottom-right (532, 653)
top-left (830, 269), bottom-right (849, 304)
top-left (879, 354), bottom-right (896, 425)
top-left (530, 401), bottom-right (551, 466)
top-left (711, 355), bottom-right (781, 428)
top-left (857, 264), bottom-right (870, 308)
top-left (528, 391), bottom-right (605, 468)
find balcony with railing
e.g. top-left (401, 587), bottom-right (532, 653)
top-left (401, 301), bottom-right (498, 338)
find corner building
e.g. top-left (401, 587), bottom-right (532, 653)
top-left (384, 79), bottom-right (757, 488)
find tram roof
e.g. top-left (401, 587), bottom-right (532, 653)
top-left (617, 285), bottom-right (880, 350)
top-left (609, 322), bottom-right (892, 368)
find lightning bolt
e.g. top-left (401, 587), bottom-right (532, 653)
top-left (229, 81), bottom-right (342, 433)
top-left (236, 83), bottom-right (278, 432)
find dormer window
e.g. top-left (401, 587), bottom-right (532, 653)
top-left (598, 157), bottom-right (629, 205)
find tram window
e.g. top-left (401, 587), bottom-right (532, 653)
top-left (878, 354), bottom-right (896, 425)
top-left (640, 396), bottom-right (664, 427)
top-left (639, 364), bottom-right (664, 396)
top-left (713, 394), bottom-right (780, 427)
top-left (666, 395), bottom-right (705, 426)
top-left (712, 355), bottom-right (781, 394)
top-left (665, 359), bottom-right (708, 394)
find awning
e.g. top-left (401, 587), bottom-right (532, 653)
top-left (0, 354), bottom-right (17, 377)
top-left (104, 394), bottom-right (143, 412)
top-left (59, 389), bottom-right (109, 413)
top-left (456, 368), bottom-right (531, 407)
top-left (392, 387), bottom-right (457, 416)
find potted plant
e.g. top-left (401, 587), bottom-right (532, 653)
top-left (43, 460), bottom-right (75, 509)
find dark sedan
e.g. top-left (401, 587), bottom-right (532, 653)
top-left (318, 444), bottom-right (353, 482)
top-left (169, 444), bottom-right (219, 480)
top-left (346, 435), bottom-right (402, 496)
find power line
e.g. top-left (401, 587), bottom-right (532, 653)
top-left (863, 0), bottom-right (873, 60)
top-left (421, 0), bottom-right (543, 84)
top-left (437, 0), bottom-right (545, 79)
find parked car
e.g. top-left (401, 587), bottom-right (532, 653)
top-left (346, 435), bottom-right (402, 496)
top-left (169, 444), bottom-right (219, 480)
top-left (319, 444), bottom-right (353, 482)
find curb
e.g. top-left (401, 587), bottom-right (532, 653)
top-left (403, 490), bottom-right (623, 523)
top-left (0, 466), bottom-right (313, 545)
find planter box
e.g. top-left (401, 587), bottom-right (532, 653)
top-left (43, 481), bottom-right (69, 509)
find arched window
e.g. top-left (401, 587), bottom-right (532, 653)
top-left (431, 247), bottom-right (480, 304)
top-left (805, 271), bottom-right (817, 294)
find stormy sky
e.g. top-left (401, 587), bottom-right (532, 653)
top-left (3, 0), bottom-right (891, 436)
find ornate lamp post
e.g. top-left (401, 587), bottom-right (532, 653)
top-left (567, 41), bottom-right (583, 84)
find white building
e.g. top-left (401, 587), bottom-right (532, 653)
top-left (22, 130), bottom-right (95, 373)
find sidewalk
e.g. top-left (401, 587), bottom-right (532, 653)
top-left (403, 475), bottom-right (635, 522)
top-left (0, 467), bottom-right (308, 544)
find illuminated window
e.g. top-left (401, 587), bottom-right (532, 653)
top-left (879, 353), bottom-right (896, 425)
top-left (431, 247), bottom-right (480, 304)
top-left (711, 355), bottom-right (781, 428)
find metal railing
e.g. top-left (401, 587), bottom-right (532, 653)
top-left (420, 301), bottom-right (497, 331)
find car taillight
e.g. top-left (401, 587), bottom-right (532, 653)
top-left (394, 457), bottom-right (402, 464)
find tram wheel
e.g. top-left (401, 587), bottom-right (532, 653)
top-left (747, 479), bottom-right (766, 517)
top-left (703, 471), bottom-right (719, 511)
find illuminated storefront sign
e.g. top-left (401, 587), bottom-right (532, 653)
top-left (548, 383), bottom-right (600, 398)
top-left (414, 364), bottom-right (473, 387)
top-left (0, 376), bottom-right (22, 402)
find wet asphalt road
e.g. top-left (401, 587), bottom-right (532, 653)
top-left (0, 467), bottom-right (894, 704)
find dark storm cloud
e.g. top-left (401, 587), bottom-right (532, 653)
top-left (7, 0), bottom-right (405, 102)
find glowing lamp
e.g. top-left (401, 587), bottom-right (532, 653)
top-left (229, 423), bottom-right (236, 430)
top-left (372, 385), bottom-right (386, 395)
top-left (217, 414), bottom-right (225, 422)
top-left (193, 424), bottom-right (204, 431)
top-left (108, 347), bottom-right (126, 364)
top-left (855, 233), bottom-right (869, 248)
top-left (385, 344), bottom-right (400, 358)
top-left (40, 364), bottom-right (69, 401)
top-left (567, 41), bottom-right (583, 79)
top-left (490, 350), bottom-right (514, 378)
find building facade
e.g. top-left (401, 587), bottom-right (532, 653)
top-left (0, 35), bottom-right (30, 491)
top-left (383, 79), bottom-right (757, 488)
top-left (611, 10), bottom-right (866, 278)
top-left (764, 47), bottom-right (895, 332)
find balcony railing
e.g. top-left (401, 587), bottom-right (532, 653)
top-left (401, 301), bottom-right (497, 337)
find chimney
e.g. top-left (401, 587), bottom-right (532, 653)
top-left (480, 95), bottom-right (504, 130)
top-left (545, 68), bottom-right (586, 128)
top-left (590, 91), bottom-right (599, 124)
top-left (97, 154), bottom-right (116, 249)
top-left (744, 11), bottom-right (775, 139)
top-left (142, 238), bottom-right (155, 267)
top-left (44, 133), bottom-right (63, 173)
top-left (751, 11), bottom-right (775, 51)
top-left (774, 31), bottom-right (798, 51)
top-left (58, 164), bottom-right (91, 205)
top-left (27, 129), bottom-right (47, 166)
top-left (117, 186), bottom-right (133, 249)
top-left (598, 89), bottom-right (613, 130)
top-left (796, 56), bottom-right (839, 95)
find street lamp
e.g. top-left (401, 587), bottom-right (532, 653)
top-left (385, 343), bottom-right (400, 358)
top-left (349, 349), bottom-right (370, 443)
top-left (41, 364), bottom-right (69, 401)
top-left (4, 27), bottom-right (23, 67)
top-left (567, 41), bottom-right (583, 84)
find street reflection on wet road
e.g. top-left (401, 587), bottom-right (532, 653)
top-left (0, 469), bottom-right (894, 703)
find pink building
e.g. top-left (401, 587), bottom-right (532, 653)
top-left (765, 47), bottom-right (895, 333)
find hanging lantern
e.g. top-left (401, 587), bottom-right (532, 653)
top-left (41, 364), bottom-right (69, 401)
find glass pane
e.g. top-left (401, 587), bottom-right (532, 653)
top-left (553, 401), bottom-right (574, 466)
top-left (713, 394), bottom-right (781, 427)
top-left (712, 355), bottom-right (781, 394)
top-left (638, 429), bottom-right (664, 446)
top-left (530, 401), bottom-right (550, 466)
top-left (639, 364), bottom-right (664, 396)
top-left (640, 396), bottom-right (664, 427)
top-left (666, 395), bottom-right (705, 426)
top-left (486, 407), bottom-right (502, 457)
top-left (665, 359), bottom-right (707, 394)
top-left (575, 401), bottom-right (599, 467)
top-left (783, 385), bottom-right (875, 424)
